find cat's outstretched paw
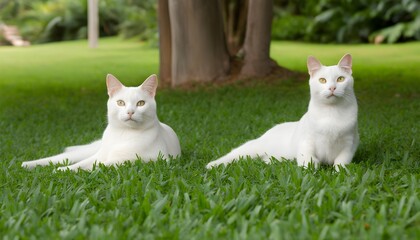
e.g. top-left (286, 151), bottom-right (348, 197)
top-left (333, 164), bottom-right (349, 172)
top-left (206, 160), bottom-right (226, 169)
top-left (56, 166), bottom-right (81, 172)
top-left (206, 156), bottom-right (234, 169)
top-left (21, 161), bottom-right (39, 169)
top-left (56, 166), bottom-right (71, 172)
top-left (206, 162), bottom-right (217, 169)
top-left (56, 165), bottom-right (92, 172)
top-left (21, 162), bottom-right (30, 168)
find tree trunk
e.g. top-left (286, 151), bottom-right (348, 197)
top-left (158, 0), bottom-right (172, 84)
top-left (240, 0), bottom-right (275, 78)
top-left (88, 0), bottom-right (99, 48)
top-left (220, 0), bottom-right (248, 56)
top-left (168, 0), bottom-right (230, 86)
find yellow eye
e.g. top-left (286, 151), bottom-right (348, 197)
top-left (337, 76), bottom-right (345, 82)
top-left (319, 78), bottom-right (327, 84)
top-left (117, 100), bottom-right (125, 106)
top-left (137, 100), bottom-right (145, 106)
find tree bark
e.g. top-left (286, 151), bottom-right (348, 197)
top-left (168, 0), bottom-right (230, 86)
top-left (221, 0), bottom-right (248, 56)
top-left (240, 0), bottom-right (275, 78)
top-left (158, 0), bottom-right (172, 84)
top-left (88, 0), bottom-right (99, 48)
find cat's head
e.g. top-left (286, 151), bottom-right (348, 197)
top-left (106, 74), bottom-right (158, 128)
top-left (307, 54), bottom-right (354, 104)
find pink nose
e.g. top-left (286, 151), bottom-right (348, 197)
top-left (329, 86), bottom-right (336, 92)
top-left (127, 111), bottom-right (134, 117)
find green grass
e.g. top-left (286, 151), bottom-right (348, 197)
top-left (0, 37), bottom-right (419, 239)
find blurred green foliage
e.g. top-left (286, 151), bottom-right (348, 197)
top-left (0, 0), bottom-right (156, 44)
top-left (0, 0), bottom-right (419, 44)
top-left (273, 0), bottom-right (420, 43)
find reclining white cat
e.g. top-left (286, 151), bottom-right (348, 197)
top-left (206, 54), bottom-right (359, 170)
top-left (22, 74), bottom-right (181, 171)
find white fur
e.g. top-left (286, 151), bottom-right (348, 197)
top-left (206, 54), bottom-right (359, 170)
top-left (22, 74), bottom-right (181, 171)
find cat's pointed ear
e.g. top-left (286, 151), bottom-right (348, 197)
top-left (338, 53), bottom-right (352, 74)
top-left (106, 74), bottom-right (124, 97)
top-left (307, 56), bottom-right (322, 76)
top-left (140, 74), bottom-right (158, 97)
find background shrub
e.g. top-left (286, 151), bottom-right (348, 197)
top-left (0, 0), bottom-right (156, 44)
top-left (0, 0), bottom-right (419, 44)
top-left (273, 0), bottom-right (420, 43)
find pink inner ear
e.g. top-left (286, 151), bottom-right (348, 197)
top-left (140, 74), bottom-right (158, 97)
top-left (338, 54), bottom-right (352, 74)
top-left (106, 74), bottom-right (123, 97)
top-left (307, 56), bottom-right (322, 76)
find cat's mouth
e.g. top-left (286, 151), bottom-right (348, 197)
top-left (327, 93), bottom-right (337, 98)
top-left (125, 118), bottom-right (137, 122)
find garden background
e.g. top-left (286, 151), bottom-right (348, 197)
top-left (0, 0), bottom-right (419, 238)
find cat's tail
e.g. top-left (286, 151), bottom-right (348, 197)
top-left (21, 140), bottom-right (101, 169)
top-left (22, 151), bottom-right (83, 169)
top-left (206, 139), bottom-right (269, 169)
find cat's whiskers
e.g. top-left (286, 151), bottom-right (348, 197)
top-left (321, 90), bottom-right (336, 99)
top-left (341, 91), bottom-right (356, 104)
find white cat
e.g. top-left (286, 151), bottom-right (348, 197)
top-left (206, 54), bottom-right (359, 170)
top-left (22, 74), bottom-right (181, 171)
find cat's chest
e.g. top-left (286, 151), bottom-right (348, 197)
top-left (310, 110), bottom-right (357, 138)
top-left (309, 113), bottom-right (357, 163)
top-left (102, 126), bottom-right (159, 146)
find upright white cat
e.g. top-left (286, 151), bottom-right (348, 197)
top-left (207, 54), bottom-right (359, 170)
top-left (22, 74), bottom-right (181, 171)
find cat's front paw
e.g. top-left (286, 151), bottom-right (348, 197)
top-left (56, 166), bottom-right (69, 172)
top-left (205, 162), bottom-right (215, 169)
top-left (21, 162), bottom-right (31, 168)
top-left (333, 163), bottom-right (349, 172)
top-left (21, 161), bottom-right (40, 169)
top-left (56, 166), bottom-right (77, 172)
top-left (297, 160), bottom-right (319, 169)
top-left (206, 157), bottom-right (232, 169)
top-left (206, 161), bottom-right (222, 169)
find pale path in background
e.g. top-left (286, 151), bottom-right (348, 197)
top-left (207, 54), bottom-right (359, 171)
top-left (22, 74), bottom-right (181, 171)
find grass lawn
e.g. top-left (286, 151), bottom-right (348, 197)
top-left (0, 38), bottom-right (419, 239)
